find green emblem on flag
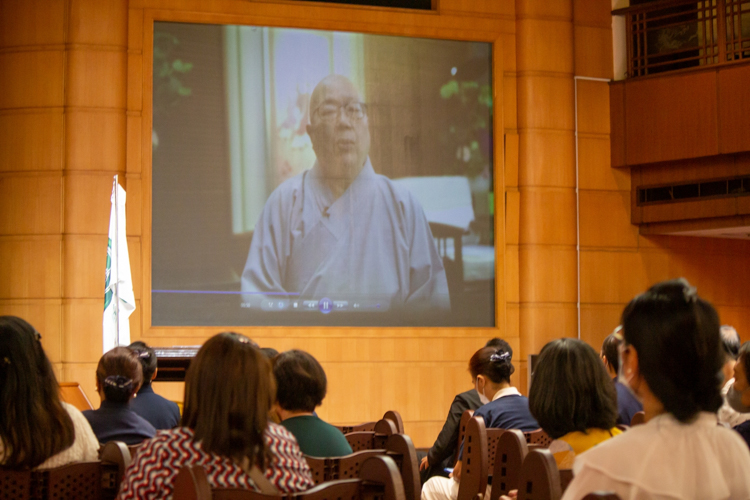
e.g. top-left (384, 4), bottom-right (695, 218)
top-left (104, 238), bottom-right (113, 311)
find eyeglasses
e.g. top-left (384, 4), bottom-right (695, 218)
top-left (314, 101), bottom-right (367, 122)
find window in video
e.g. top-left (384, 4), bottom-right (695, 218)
top-left (151, 22), bottom-right (495, 327)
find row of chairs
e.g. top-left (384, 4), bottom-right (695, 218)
top-left (457, 415), bottom-right (622, 500)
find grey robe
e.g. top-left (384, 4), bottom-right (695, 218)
top-left (241, 159), bottom-right (450, 312)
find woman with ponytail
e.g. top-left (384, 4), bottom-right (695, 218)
top-left (83, 347), bottom-right (156, 445)
top-left (562, 279), bottom-right (750, 500)
top-left (421, 340), bottom-right (538, 500)
top-left (118, 332), bottom-right (313, 500)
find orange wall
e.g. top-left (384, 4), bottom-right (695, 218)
top-left (1, 0), bottom-right (749, 448)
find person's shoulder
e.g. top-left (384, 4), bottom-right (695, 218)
top-left (455, 389), bottom-right (481, 409)
top-left (267, 421), bottom-right (299, 445)
top-left (64, 402), bottom-right (93, 423)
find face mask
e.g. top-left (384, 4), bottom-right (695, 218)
top-left (617, 350), bottom-right (643, 404)
top-left (727, 384), bottom-right (750, 413)
top-left (476, 378), bottom-right (490, 405)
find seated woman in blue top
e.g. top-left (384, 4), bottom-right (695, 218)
top-left (421, 341), bottom-right (538, 500)
top-left (128, 341), bottom-right (181, 430)
top-left (83, 347), bottom-right (156, 445)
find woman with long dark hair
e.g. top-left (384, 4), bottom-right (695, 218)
top-left (562, 279), bottom-right (750, 500)
top-left (118, 332), bottom-right (313, 499)
top-left (0, 315), bottom-right (98, 468)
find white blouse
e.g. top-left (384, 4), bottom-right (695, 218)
top-left (562, 412), bottom-right (750, 500)
top-left (0, 402), bottom-right (99, 469)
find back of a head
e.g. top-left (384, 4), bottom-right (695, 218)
top-left (529, 338), bottom-right (618, 439)
top-left (721, 325), bottom-right (741, 361)
top-left (97, 347), bottom-right (144, 403)
top-left (621, 278), bottom-right (723, 423)
top-left (182, 332), bottom-right (273, 467)
top-left (601, 332), bottom-right (621, 374)
top-left (128, 341), bottom-right (158, 382)
top-left (469, 340), bottom-right (514, 384)
top-left (273, 349), bottom-right (327, 413)
top-left (0, 315), bottom-right (74, 467)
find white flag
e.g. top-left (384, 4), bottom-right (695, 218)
top-left (103, 177), bottom-right (135, 353)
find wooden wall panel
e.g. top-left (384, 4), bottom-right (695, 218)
top-left (0, 51), bottom-right (65, 109)
top-left (518, 131), bottom-right (576, 187)
top-left (63, 173), bottom-right (117, 234)
top-left (516, 20), bottom-right (573, 73)
top-left (66, 50), bottom-right (128, 109)
top-left (68, 0), bottom-right (129, 46)
top-left (578, 136), bottom-right (629, 191)
top-left (518, 246), bottom-right (578, 303)
top-left (624, 71), bottom-right (718, 165)
top-left (580, 249), bottom-right (670, 304)
top-left (516, 0), bottom-right (572, 19)
top-left (0, 237), bottom-right (62, 299)
top-left (517, 76), bottom-right (575, 130)
top-left (0, 112), bottom-right (64, 172)
top-left (519, 304), bottom-right (578, 354)
top-left (577, 80), bottom-right (610, 135)
top-left (519, 188), bottom-right (577, 245)
top-left (62, 298), bottom-right (105, 362)
top-left (573, 26), bottom-right (612, 79)
top-left (62, 235), bottom-right (108, 298)
top-left (0, 174), bottom-right (63, 235)
top-left (0, 0), bottom-right (66, 47)
top-left (61, 363), bottom-right (99, 408)
top-left (0, 299), bottom-right (63, 363)
top-left (609, 83), bottom-right (626, 168)
top-left (573, 0), bottom-right (611, 28)
top-left (579, 191), bottom-right (638, 248)
top-left (65, 111), bottom-right (127, 172)
top-left (718, 64), bottom-right (750, 154)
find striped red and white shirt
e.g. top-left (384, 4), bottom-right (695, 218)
top-left (117, 423), bottom-right (314, 499)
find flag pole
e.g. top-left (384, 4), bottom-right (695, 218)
top-left (113, 174), bottom-right (120, 347)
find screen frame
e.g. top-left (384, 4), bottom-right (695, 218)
top-left (134, 1), bottom-right (508, 339)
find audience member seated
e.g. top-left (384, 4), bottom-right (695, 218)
top-left (718, 326), bottom-right (750, 427)
top-left (728, 341), bottom-right (750, 448)
top-left (0, 315), bottom-right (98, 468)
top-left (84, 347), bottom-right (156, 445)
top-left (531, 338), bottom-right (621, 469)
top-left (600, 330), bottom-right (643, 426)
top-left (421, 340), bottom-right (538, 500)
top-left (561, 279), bottom-right (750, 500)
top-left (128, 341), bottom-right (181, 430)
top-left (118, 332), bottom-right (314, 499)
top-left (273, 349), bottom-right (352, 457)
top-left (419, 338), bottom-right (508, 483)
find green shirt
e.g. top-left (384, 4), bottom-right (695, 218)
top-left (281, 415), bottom-right (353, 457)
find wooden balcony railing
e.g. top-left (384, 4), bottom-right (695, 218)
top-left (613, 0), bottom-right (750, 77)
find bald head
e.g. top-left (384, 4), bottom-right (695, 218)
top-left (307, 75), bottom-right (370, 181)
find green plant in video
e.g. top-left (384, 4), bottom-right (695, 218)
top-left (153, 31), bottom-right (194, 109)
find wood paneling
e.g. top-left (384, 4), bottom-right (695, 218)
top-left (579, 303), bottom-right (625, 350)
top-left (576, 80), bottom-right (610, 135)
top-left (0, 299), bottom-right (63, 363)
top-left (516, 0), bottom-right (572, 20)
top-left (518, 130), bottom-right (576, 187)
top-left (439, 0), bottom-right (514, 16)
top-left (504, 133), bottom-right (519, 188)
top-left (519, 246), bottom-right (578, 303)
top-left (0, 51), bottom-right (65, 109)
top-left (0, 111), bottom-right (64, 172)
top-left (640, 198), bottom-right (739, 224)
top-left (127, 54), bottom-right (143, 112)
top-left (61, 363), bottom-right (99, 409)
top-left (718, 64), bottom-right (750, 154)
top-left (126, 115), bottom-right (143, 174)
top-left (580, 249), bottom-right (670, 304)
top-left (0, 0), bottom-right (66, 47)
top-left (0, 236), bottom-right (62, 299)
top-left (125, 176), bottom-right (143, 236)
top-left (519, 303), bottom-right (578, 355)
top-left (62, 234), bottom-right (108, 298)
top-left (62, 299), bottom-right (105, 362)
top-left (68, 0), bottom-right (128, 46)
top-left (66, 49), bottom-right (128, 109)
top-left (578, 136), bottom-right (630, 191)
top-left (505, 191), bottom-right (520, 245)
top-left (505, 244), bottom-right (519, 302)
top-left (609, 83), bottom-right (626, 168)
top-left (63, 173), bottom-right (117, 234)
top-left (503, 75), bottom-right (518, 130)
top-left (624, 71), bottom-right (718, 165)
top-left (517, 76), bottom-right (575, 130)
top-left (573, 0), bottom-right (612, 28)
top-left (579, 190), bottom-right (638, 248)
top-left (574, 26), bottom-right (612, 79)
top-left (65, 111), bottom-right (127, 171)
top-left (0, 174), bottom-right (63, 235)
top-left (519, 188), bottom-right (577, 245)
top-left (516, 19), bottom-right (573, 74)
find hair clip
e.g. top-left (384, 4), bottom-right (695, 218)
top-left (490, 351), bottom-right (511, 363)
top-left (682, 284), bottom-right (698, 304)
top-left (136, 350), bottom-right (151, 359)
top-left (104, 375), bottom-right (133, 389)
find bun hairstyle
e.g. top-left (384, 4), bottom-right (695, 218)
top-left (469, 339), bottom-right (514, 384)
top-left (128, 341), bottom-right (157, 382)
top-left (621, 278), bottom-right (724, 423)
top-left (96, 347), bottom-right (143, 403)
top-left (601, 332), bottom-right (621, 374)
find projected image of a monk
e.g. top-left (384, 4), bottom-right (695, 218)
top-left (240, 74), bottom-right (450, 312)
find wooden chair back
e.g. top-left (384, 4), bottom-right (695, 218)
top-left (293, 479), bottom-right (360, 500)
top-left (489, 429), bottom-right (528, 500)
top-left (43, 461), bottom-right (103, 500)
top-left (345, 432), bottom-right (388, 453)
top-left (516, 449), bottom-right (562, 500)
top-left (453, 409), bottom-right (475, 464)
top-left (58, 382), bottom-right (94, 411)
top-left (383, 411), bottom-right (405, 434)
top-left (0, 469), bottom-right (31, 500)
top-left (305, 450), bottom-right (387, 484)
top-left (456, 416), bottom-right (487, 500)
top-left (357, 455), bottom-right (406, 500)
top-left (523, 429), bottom-right (553, 448)
top-left (384, 433), bottom-right (420, 500)
top-left (336, 410), bottom-right (404, 436)
top-left (100, 441), bottom-right (132, 499)
top-left (484, 428), bottom-right (505, 473)
top-left (581, 494), bottom-right (621, 500)
top-left (630, 412), bottom-right (645, 427)
top-left (173, 465), bottom-right (213, 500)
